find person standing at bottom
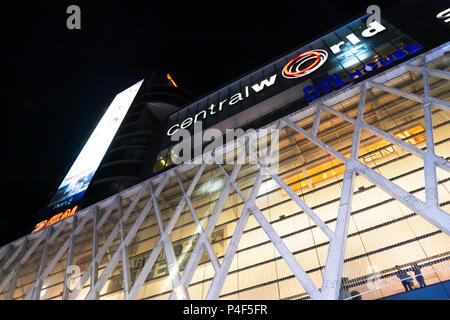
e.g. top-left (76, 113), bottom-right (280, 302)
top-left (412, 263), bottom-right (427, 288)
top-left (395, 265), bottom-right (413, 292)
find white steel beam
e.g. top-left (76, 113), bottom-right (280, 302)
top-left (84, 176), bottom-right (169, 300)
top-left (206, 169), bottom-right (265, 300)
top-left (428, 97), bottom-right (450, 113)
top-left (69, 183), bottom-right (150, 300)
top-left (38, 211), bottom-right (91, 300)
top-left (284, 118), bottom-right (349, 165)
top-left (311, 103), bottom-right (323, 137)
top-left (206, 134), bottom-right (277, 299)
top-left (24, 218), bottom-right (68, 300)
top-left (62, 215), bottom-right (78, 300)
top-left (168, 163), bottom-right (242, 300)
top-left (423, 70), bottom-right (439, 208)
top-left (0, 241), bottom-right (26, 278)
top-left (405, 64), bottom-right (450, 81)
top-left (131, 163), bottom-right (206, 300)
top-left (353, 161), bottom-right (450, 235)
top-left (244, 135), bottom-right (334, 239)
top-left (29, 228), bottom-right (53, 300)
top-left (0, 231), bottom-right (47, 294)
top-left (321, 99), bottom-right (450, 173)
top-left (0, 245), bottom-right (12, 284)
top-left (249, 203), bottom-right (322, 299)
top-left (368, 80), bottom-right (424, 104)
top-left (150, 182), bottom-right (189, 300)
top-left (286, 97), bottom-right (450, 236)
top-left (89, 206), bottom-right (99, 299)
top-left (0, 245), bottom-right (10, 266)
top-left (174, 170), bottom-right (221, 274)
top-left (5, 239), bottom-right (28, 300)
top-left (321, 84), bottom-right (366, 300)
top-left (118, 197), bottom-right (132, 298)
top-left (216, 156), bottom-right (322, 299)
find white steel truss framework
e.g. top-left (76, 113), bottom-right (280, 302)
top-left (1, 42), bottom-right (449, 300)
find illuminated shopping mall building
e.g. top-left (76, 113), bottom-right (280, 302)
top-left (0, 12), bottom-right (449, 300)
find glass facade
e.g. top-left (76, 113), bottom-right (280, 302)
top-left (0, 42), bottom-right (449, 301)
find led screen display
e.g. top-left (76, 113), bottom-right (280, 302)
top-left (47, 80), bottom-right (144, 212)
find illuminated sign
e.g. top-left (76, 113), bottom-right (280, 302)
top-left (329, 21), bottom-right (386, 54)
top-left (166, 75), bottom-right (278, 136)
top-left (164, 17), bottom-right (421, 140)
top-left (304, 42), bottom-right (422, 102)
top-left (282, 50), bottom-right (328, 79)
top-left (32, 206), bottom-right (78, 233)
top-left (156, 15), bottom-right (422, 174)
top-left (46, 80), bottom-right (144, 214)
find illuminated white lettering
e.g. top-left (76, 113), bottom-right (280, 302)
top-left (436, 8), bottom-right (450, 23)
top-left (362, 21), bottom-right (386, 38)
top-left (251, 74), bottom-right (277, 93)
top-left (346, 33), bottom-right (361, 45)
top-left (330, 41), bottom-right (345, 54)
top-left (194, 110), bottom-right (207, 123)
top-left (167, 74), bottom-right (280, 136)
top-left (218, 99), bottom-right (228, 111)
top-left (209, 104), bottom-right (216, 114)
top-left (167, 124), bottom-right (180, 136)
top-left (229, 92), bottom-right (243, 105)
top-left (181, 117), bottom-right (193, 129)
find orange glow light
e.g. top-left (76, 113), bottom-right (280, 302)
top-left (167, 73), bottom-right (178, 88)
top-left (32, 206), bottom-right (78, 233)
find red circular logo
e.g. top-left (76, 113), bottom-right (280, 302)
top-left (283, 50), bottom-right (328, 79)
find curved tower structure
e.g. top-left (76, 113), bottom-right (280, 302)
top-left (80, 73), bottom-right (193, 207)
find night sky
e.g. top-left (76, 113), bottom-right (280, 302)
top-left (2, 1), bottom-right (449, 247)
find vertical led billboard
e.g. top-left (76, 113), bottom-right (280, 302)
top-left (46, 80), bottom-right (144, 212)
